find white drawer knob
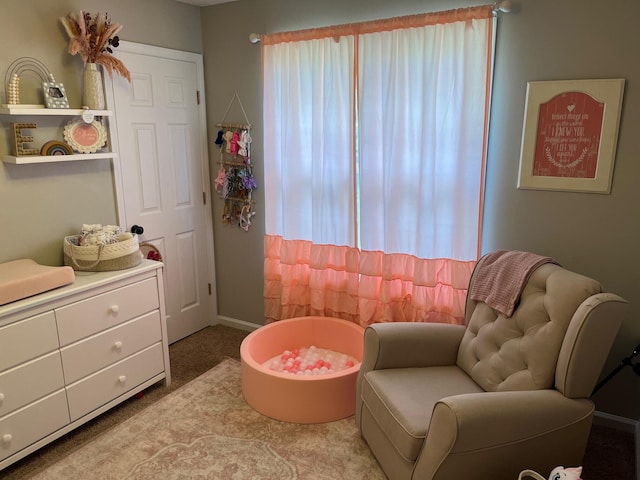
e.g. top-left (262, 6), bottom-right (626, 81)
top-left (114, 341), bottom-right (123, 350)
top-left (109, 305), bottom-right (120, 314)
top-left (118, 375), bottom-right (127, 384)
top-left (2, 434), bottom-right (12, 444)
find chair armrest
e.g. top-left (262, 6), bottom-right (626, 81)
top-left (361, 322), bottom-right (466, 371)
top-left (436, 390), bottom-right (593, 451)
top-left (414, 390), bottom-right (594, 479)
top-left (557, 292), bottom-right (627, 398)
top-left (355, 322), bottom-right (466, 430)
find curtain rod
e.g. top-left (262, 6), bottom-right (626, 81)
top-left (248, 0), bottom-right (512, 44)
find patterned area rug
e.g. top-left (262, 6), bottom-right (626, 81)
top-left (33, 359), bottom-right (385, 479)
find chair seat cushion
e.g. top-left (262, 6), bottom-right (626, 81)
top-left (361, 365), bottom-right (483, 462)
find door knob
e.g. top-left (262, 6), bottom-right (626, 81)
top-left (131, 225), bottom-right (144, 235)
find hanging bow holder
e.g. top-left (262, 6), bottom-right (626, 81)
top-left (214, 92), bottom-right (256, 231)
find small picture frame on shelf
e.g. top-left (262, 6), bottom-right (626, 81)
top-left (43, 81), bottom-right (69, 109)
top-left (63, 118), bottom-right (107, 153)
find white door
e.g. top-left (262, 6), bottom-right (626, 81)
top-left (106, 42), bottom-right (216, 343)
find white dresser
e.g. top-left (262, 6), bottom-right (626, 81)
top-left (0, 260), bottom-right (170, 470)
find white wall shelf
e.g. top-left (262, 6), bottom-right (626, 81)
top-left (0, 107), bottom-right (112, 116)
top-left (2, 152), bottom-right (117, 164)
top-left (0, 106), bottom-right (115, 163)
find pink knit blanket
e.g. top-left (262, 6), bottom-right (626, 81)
top-left (469, 250), bottom-right (559, 317)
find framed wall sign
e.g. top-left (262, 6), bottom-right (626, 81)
top-left (517, 78), bottom-right (625, 194)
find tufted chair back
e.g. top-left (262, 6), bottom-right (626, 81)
top-left (457, 260), bottom-right (602, 393)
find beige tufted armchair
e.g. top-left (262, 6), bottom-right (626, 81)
top-left (356, 251), bottom-right (627, 480)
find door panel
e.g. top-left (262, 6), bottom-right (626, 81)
top-left (133, 125), bottom-right (161, 211)
top-left (107, 43), bottom-right (215, 343)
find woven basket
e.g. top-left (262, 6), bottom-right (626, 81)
top-left (63, 234), bottom-right (143, 272)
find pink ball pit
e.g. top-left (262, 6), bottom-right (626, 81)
top-left (241, 316), bottom-right (365, 424)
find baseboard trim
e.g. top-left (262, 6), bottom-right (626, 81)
top-left (213, 315), bottom-right (261, 332)
top-left (593, 410), bottom-right (638, 433)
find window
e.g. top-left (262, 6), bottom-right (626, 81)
top-left (263, 6), bottom-right (496, 325)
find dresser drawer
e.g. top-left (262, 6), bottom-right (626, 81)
top-left (0, 389), bottom-right (69, 462)
top-left (66, 343), bottom-right (164, 421)
top-left (0, 312), bottom-right (58, 372)
top-left (0, 352), bottom-right (65, 418)
top-left (60, 311), bottom-right (162, 384)
top-left (56, 278), bottom-right (159, 346)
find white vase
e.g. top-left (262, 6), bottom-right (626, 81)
top-left (82, 63), bottom-right (105, 110)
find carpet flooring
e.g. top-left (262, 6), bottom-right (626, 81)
top-left (27, 358), bottom-right (383, 479)
top-left (1, 324), bottom-right (636, 479)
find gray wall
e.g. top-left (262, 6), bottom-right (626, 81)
top-left (0, 0), bottom-right (202, 266)
top-left (483, 1), bottom-right (640, 419)
top-left (201, 0), bottom-right (640, 420)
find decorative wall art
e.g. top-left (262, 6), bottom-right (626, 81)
top-left (517, 78), bottom-right (625, 194)
top-left (63, 118), bottom-right (107, 153)
top-left (3, 57), bottom-right (58, 108)
top-left (214, 93), bottom-right (257, 231)
top-left (40, 140), bottom-right (73, 156)
top-left (11, 122), bottom-right (39, 156)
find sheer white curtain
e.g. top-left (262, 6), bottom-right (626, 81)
top-left (358, 18), bottom-right (492, 260)
top-left (263, 36), bottom-right (355, 245)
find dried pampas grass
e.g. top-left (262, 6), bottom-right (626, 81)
top-left (60, 11), bottom-right (131, 82)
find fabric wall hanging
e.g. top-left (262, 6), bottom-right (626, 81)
top-left (214, 92), bottom-right (256, 231)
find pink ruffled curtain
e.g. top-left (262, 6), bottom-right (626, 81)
top-left (357, 250), bottom-right (475, 325)
top-left (265, 236), bottom-right (475, 326)
top-left (264, 236), bottom-right (361, 323)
